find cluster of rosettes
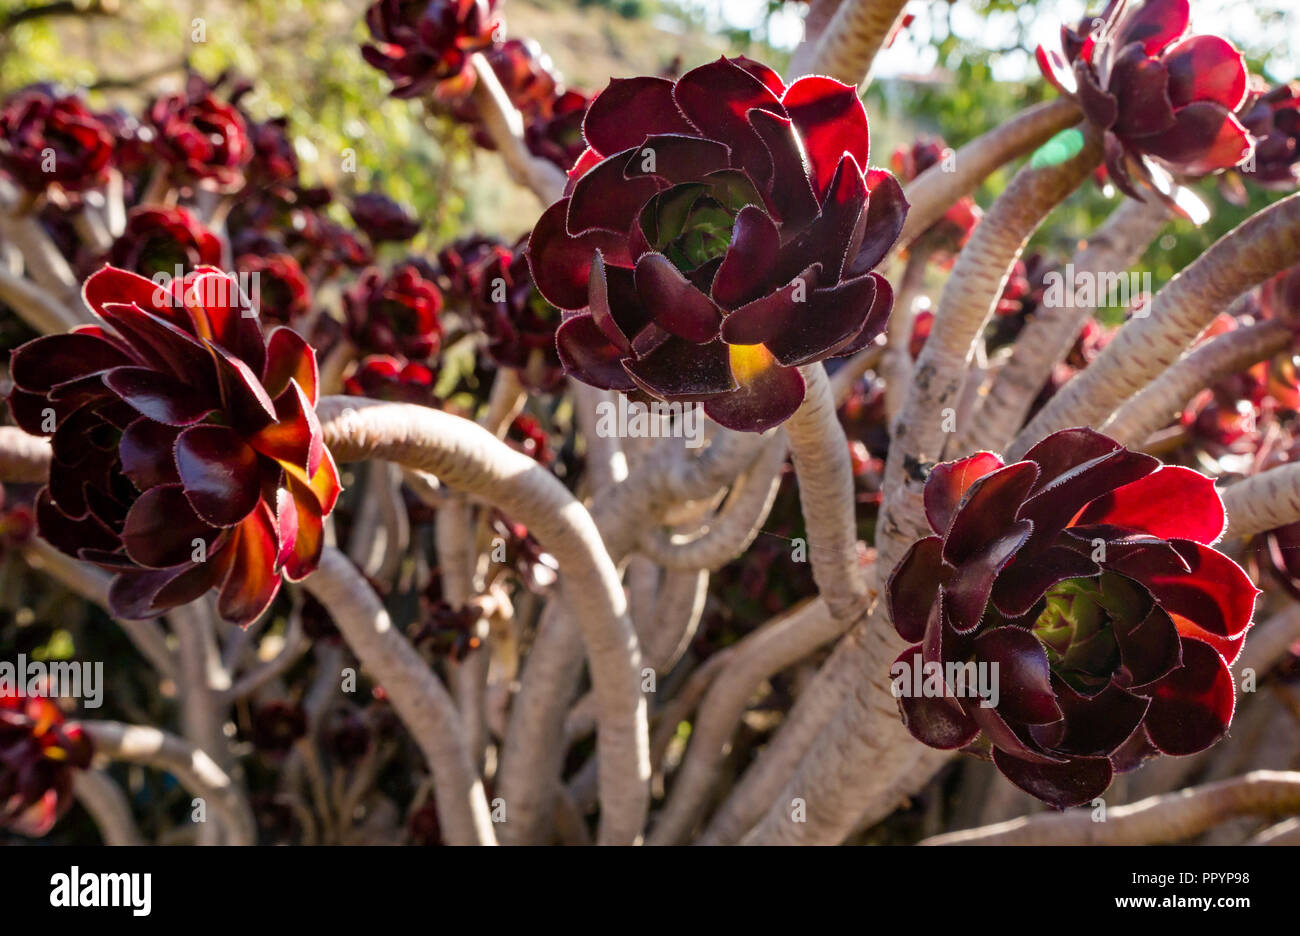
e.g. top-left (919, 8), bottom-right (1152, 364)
top-left (0, 84), bottom-right (114, 198)
top-left (362, 0), bottom-right (503, 99)
top-left (887, 428), bottom-right (1256, 807)
top-left (530, 56), bottom-right (906, 432)
top-left (890, 137), bottom-right (981, 265)
top-left (145, 73), bottom-right (252, 192)
top-left (1, 689), bottom-right (92, 837)
top-left (439, 236), bottom-right (564, 390)
top-left (6, 265), bottom-right (342, 626)
top-left (1037, 0), bottom-right (1253, 208)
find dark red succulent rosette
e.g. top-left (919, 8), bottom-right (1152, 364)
top-left (235, 251), bottom-right (311, 324)
top-left (1037, 0), bottom-right (1253, 211)
top-left (529, 56), bottom-right (906, 433)
top-left (249, 700), bottom-right (308, 755)
top-left (146, 74), bottom-right (252, 192)
top-left (0, 85), bottom-right (114, 196)
top-left (344, 263), bottom-right (444, 362)
top-left (887, 428), bottom-right (1256, 807)
top-left (0, 688), bottom-right (92, 837)
top-left (6, 265), bottom-right (342, 626)
top-left (361, 0), bottom-right (503, 100)
top-left (526, 89), bottom-right (590, 172)
top-left (349, 192), bottom-right (421, 245)
top-left (109, 206), bottom-right (223, 279)
top-left (344, 354), bottom-right (438, 406)
top-left (449, 236), bottom-right (564, 391)
top-left (1236, 81), bottom-right (1300, 192)
top-left (243, 116), bottom-right (300, 196)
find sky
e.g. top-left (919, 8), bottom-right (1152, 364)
top-left (705, 0), bottom-right (1300, 83)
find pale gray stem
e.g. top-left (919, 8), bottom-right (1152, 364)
top-left (799, 0), bottom-right (912, 87)
top-left (73, 769), bottom-right (143, 846)
top-left (923, 771), bottom-right (1300, 845)
top-left (468, 53), bottom-right (567, 204)
top-left (80, 720), bottom-right (257, 846)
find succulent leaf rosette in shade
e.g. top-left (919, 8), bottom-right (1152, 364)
top-left (349, 192), bottom-right (421, 245)
top-left (443, 236), bottom-right (564, 390)
top-left (146, 75), bottom-right (251, 192)
top-left (1036, 0), bottom-right (1253, 208)
top-left (887, 428), bottom-right (1256, 807)
top-left (362, 0), bottom-right (503, 100)
top-left (5, 265), bottom-right (342, 627)
top-left (1, 689), bottom-right (92, 837)
top-left (109, 206), bottom-right (223, 278)
top-left (529, 56), bottom-right (906, 433)
top-left (345, 263), bottom-right (445, 362)
top-left (0, 85), bottom-right (114, 197)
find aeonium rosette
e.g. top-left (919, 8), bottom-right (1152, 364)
top-left (887, 428), bottom-right (1256, 807)
top-left (344, 263), bottom-right (444, 362)
top-left (1, 688), bottom-right (92, 837)
top-left (5, 265), bottom-right (342, 627)
top-left (528, 56), bottom-right (906, 433)
top-left (146, 73), bottom-right (251, 192)
top-left (0, 85), bottom-right (114, 198)
top-left (1036, 0), bottom-right (1253, 211)
top-left (109, 206), bottom-right (223, 278)
top-left (361, 0), bottom-right (503, 100)
top-left (443, 236), bottom-right (564, 391)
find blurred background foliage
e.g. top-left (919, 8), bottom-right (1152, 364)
top-left (0, 0), bottom-right (1295, 303)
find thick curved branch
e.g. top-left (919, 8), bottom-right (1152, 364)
top-left (303, 547), bottom-right (497, 845)
top-left (1011, 192), bottom-right (1300, 459)
top-left (738, 599), bottom-right (926, 845)
top-left (79, 720), bottom-right (257, 846)
top-left (1222, 461), bottom-right (1300, 541)
top-left (788, 363), bottom-right (870, 622)
top-left (897, 98), bottom-right (1083, 251)
top-left (498, 424), bottom-right (764, 843)
top-left (799, 0), bottom-right (911, 87)
top-left (1104, 319), bottom-right (1292, 448)
top-left (923, 771), bottom-right (1300, 845)
top-left (962, 197), bottom-right (1170, 453)
top-left (638, 433), bottom-right (786, 572)
top-left (73, 769), bottom-right (143, 846)
top-left (468, 53), bottom-right (568, 205)
top-left (317, 396), bottom-right (649, 844)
